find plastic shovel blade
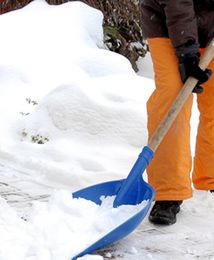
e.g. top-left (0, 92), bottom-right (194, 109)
top-left (71, 146), bottom-right (154, 259)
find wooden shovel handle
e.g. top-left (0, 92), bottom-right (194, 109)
top-left (148, 38), bottom-right (214, 152)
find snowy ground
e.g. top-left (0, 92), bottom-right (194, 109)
top-left (0, 1), bottom-right (214, 259)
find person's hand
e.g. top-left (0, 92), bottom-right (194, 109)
top-left (178, 53), bottom-right (212, 93)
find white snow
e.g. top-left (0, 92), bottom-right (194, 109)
top-left (0, 0), bottom-right (214, 259)
top-left (0, 191), bottom-right (148, 260)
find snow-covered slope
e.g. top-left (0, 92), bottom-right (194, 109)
top-left (0, 0), bottom-right (153, 191)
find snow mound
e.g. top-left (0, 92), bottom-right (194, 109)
top-left (21, 76), bottom-right (152, 147)
top-left (0, 0), bottom-right (154, 190)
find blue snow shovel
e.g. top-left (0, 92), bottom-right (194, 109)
top-left (72, 39), bottom-right (214, 260)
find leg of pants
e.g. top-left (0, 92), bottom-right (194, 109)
top-left (147, 38), bottom-right (193, 201)
top-left (193, 53), bottom-right (214, 190)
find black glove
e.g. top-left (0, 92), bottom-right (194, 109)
top-left (176, 43), bottom-right (212, 94)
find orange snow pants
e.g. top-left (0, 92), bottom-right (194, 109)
top-left (147, 38), bottom-right (214, 201)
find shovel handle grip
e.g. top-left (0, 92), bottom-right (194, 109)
top-left (148, 38), bottom-right (214, 152)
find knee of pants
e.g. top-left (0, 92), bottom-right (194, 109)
top-left (147, 38), bottom-right (184, 117)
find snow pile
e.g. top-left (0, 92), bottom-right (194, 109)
top-left (0, 1), bottom-right (154, 259)
top-left (0, 190), bottom-right (148, 260)
top-left (21, 76), bottom-right (151, 147)
top-left (0, 0), bottom-right (154, 191)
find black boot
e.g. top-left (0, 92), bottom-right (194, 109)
top-left (149, 200), bottom-right (183, 225)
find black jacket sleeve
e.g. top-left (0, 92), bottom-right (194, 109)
top-left (157, 0), bottom-right (199, 47)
